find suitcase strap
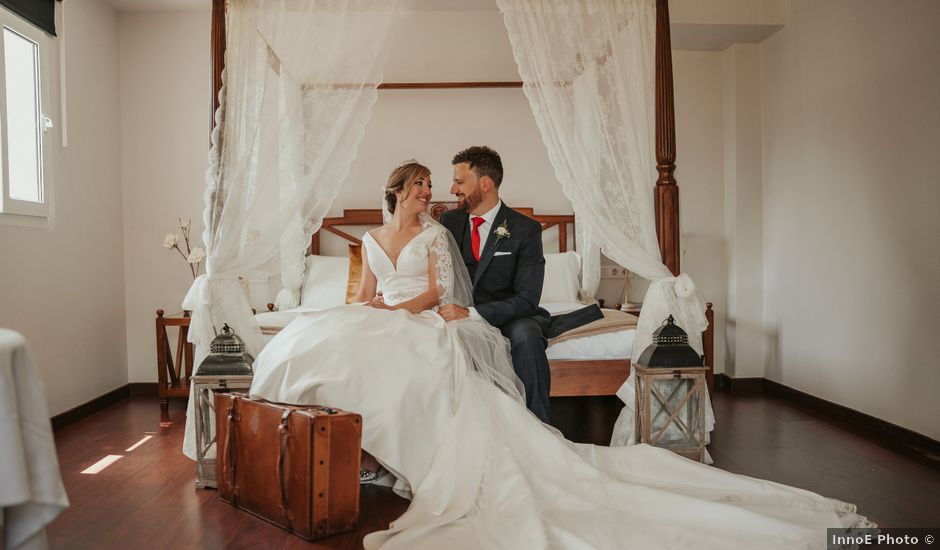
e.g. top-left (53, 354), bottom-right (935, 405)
top-left (226, 402), bottom-right (238, 506)
top-left (312, 417), bottom-right (331, 536)
top-left (277, 409), bottom-right (293, 532)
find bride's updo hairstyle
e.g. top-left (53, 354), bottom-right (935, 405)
top-left (385, 160), bottom-right (431, 215)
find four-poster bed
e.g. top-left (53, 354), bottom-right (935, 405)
top-left (204, 0), bottom-right (714, 394)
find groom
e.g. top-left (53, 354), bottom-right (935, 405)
top-left (438, 146), bottom-right (600, 423)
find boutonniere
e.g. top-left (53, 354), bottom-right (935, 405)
top-left (494, 220), bottom-right (511, 242)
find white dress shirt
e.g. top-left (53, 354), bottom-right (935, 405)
top-left (466, 200), bottom-right (502, 321)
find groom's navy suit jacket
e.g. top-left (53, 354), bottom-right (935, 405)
top-left (440, 203), bottom-right (602, 336)
top-left (440, 203), bottom-right (549, 329)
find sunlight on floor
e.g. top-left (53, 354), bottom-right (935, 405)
top-left (80, 455), bottom-right (123, 474)
top-left (81, 432), bottom-right (159, 474)
top-left (125, 435), bottom-right (153, 452)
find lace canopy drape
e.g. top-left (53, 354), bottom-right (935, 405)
top-left (183, 0), bottom-right (400, 360)
top-left (497, 0), bottom-right (711, 446)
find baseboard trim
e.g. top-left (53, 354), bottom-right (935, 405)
top-left (129, 382), bottom-right (158, 396)
top-left (716, 374), bottom-right (940, 469)
top-left (714, 373), bottom-right (762, 394)
top-left (760, 378), bottom-right (940, 468)
top-left (52, 384), bottom-right (130, 431)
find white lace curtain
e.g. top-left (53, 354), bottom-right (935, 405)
top-left (497, 0), bottom-right (711, 446)
top-left (183, 0), bottom-right (400, 360)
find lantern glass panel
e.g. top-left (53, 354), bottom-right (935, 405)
top-left (648, 378), bottom-right (701, 448)
top-left (195, 385), bottom-right (218, 459)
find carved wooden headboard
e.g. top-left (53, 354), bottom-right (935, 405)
top-left (311, 201), bottom-right (575, 255)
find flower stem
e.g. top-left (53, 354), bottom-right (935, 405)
top-left (174, 243), bottom-right (188, 261)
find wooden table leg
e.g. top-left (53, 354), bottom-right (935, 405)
top-left (181, 323), bottom-right (194, 385)
top-left (156, 310), bottom-right (169, 418)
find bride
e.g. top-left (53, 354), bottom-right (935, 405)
top-left (250, 161), bottom-right (872, 550)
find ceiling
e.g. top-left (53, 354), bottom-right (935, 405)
top-left (102, 0), bottom-right (782, 50)
top-left (105, 0), bottom-right (499, 12)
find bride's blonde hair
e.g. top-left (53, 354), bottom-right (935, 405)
top-left (385, 160), bottom-right (430, 216)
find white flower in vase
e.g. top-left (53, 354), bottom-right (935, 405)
top-left (187, 247), bottom-right (206, 264)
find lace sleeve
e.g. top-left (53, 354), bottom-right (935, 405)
top-left (429, 227), bottom-right (456, 305)
top-left (420, 214), bottom-right (474, 308)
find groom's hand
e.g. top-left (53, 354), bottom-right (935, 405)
top-left (438, 304), bottom-right (469, 321)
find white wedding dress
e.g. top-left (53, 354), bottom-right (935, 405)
top-left (250, 222), bottom-right (872, 550)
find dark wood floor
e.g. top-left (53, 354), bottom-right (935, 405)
top-left (48, 392), bottom-right (940, 549)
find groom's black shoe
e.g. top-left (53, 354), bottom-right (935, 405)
top-left (544, 304), bottom-right (604, 340)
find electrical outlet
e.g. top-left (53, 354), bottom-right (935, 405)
top-left (600, 266), bottom-right (628, 279)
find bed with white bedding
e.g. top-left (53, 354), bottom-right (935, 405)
top-left (541, 302), bottom-right (634, 361)
top-left (257, 202), bottom-right (712, 397)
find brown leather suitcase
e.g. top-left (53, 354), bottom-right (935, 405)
top-left (215, 393), bottom-right (362, 540)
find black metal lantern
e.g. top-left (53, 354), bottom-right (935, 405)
top-left (192, 323), bottom-right (254, 488)
top-left (194, 323), bottom-right (254, 376)
top-left (636, 315), bottom-right (703, 368)
top-left (635, 315), bottom-right (707, 462)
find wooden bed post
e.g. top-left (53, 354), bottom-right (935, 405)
top-left (210, 0), bottom-right (226, 141)
top-left (654, 0), bottom-right (680, 276)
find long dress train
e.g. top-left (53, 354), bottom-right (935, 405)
top-left (250, 223), bottom-right (871, 550)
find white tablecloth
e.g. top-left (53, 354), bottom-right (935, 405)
top-left (0, 329), bottom-right (69, 550)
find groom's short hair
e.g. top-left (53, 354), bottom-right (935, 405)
top-left (452, 146), bottom-right (503, 188)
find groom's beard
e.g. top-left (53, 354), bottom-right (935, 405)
top-left (458, 187), bottom-right (484, 212)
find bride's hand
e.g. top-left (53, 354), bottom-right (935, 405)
top-left (438, 304), bottom-right (469, 321)
top-left (367, 295), bottom-right (392, 310)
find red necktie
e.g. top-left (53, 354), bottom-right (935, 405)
top-left (471, 216), bottom-right (485, 261)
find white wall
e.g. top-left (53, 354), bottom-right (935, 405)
top-left (673, 50), bottom-right (727, 373)
top-left (760, 0), bottom-right (940, 438)
top-left (118, 11), bottom-right (210, 382)
top-left (722, 44), bottom-right (764, 378)
top-left (0, 0), bottom-right (127, 415)
top-left (338, 12), bottom-right (572, 223)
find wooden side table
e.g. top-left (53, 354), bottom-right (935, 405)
top-left (156, 310), bottom-right (195, 417)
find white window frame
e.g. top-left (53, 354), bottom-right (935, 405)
top-left (0, 6), bottom-right (54, 219)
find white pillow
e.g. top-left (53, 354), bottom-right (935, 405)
top-left (299, 255), bottom-right (350, 308)
top-left (540, 251), bottom-right (581, 304)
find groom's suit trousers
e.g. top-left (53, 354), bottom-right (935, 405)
top-left (509, 304), bottom-right (602, 422)
top-left (501, 312), bottom-right (552, 423)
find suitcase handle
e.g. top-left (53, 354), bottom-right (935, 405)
top-left (277, 409), bottom-right (293, 531)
